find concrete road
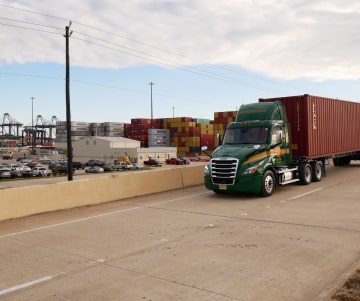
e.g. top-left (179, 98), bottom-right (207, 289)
top-left (0, 163), bottom-right (359, 300)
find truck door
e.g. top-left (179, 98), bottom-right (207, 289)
top-left (271, 125), bottom-right (289, 165)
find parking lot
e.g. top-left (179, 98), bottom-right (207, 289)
top-left (0, 162), bottom-right (359, 300)
top-left (0, 159), bottom-right (205, 190)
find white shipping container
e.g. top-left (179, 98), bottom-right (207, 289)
top-left (148, 129), bottom-right (169, 135)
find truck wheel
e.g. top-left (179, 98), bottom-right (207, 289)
top-left (333, 158), bottom-right (341, 166)
top-left (311, 161), bottom-right (323, 182)
top-left (260, 170), bottom-right (275, 197)
top-left (333, 157), bottom-right (351, 166)
top-left (299, 163), bottom-right (312, 185)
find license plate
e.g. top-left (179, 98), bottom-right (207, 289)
top-left (219, 184), bottom-right (227, 190)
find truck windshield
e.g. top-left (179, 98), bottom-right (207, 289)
top-left (223, 127), bottom-right (269, 144)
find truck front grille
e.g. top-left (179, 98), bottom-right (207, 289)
top-left (210, 158), bottom-right (239, 185)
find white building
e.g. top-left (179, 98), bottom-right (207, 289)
top-left (66, 136), bottom-right (177, 164)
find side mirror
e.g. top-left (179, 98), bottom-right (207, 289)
top-left (271, 130), bottom-right (283, 146)
top-left (276, 130), bottom-right (283, 144)
top-left (216, 133), bottom-right (222, 145)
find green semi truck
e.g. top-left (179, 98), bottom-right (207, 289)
top-left (204, 94), bottom-right (360, 197)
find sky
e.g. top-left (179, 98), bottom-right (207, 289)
top-left (1, 0), bottom-right (360, 128)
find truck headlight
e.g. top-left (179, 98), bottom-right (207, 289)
top-left (204, 164), bottom-right (210, 175)
top-left (242, 166), bottom-right (257, 175)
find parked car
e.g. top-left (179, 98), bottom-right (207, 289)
top-left (102, 164), bottom-right (114, 172)
top-left (27, 161), bottom-right (42, 169)
top-left (85, 166), bottom-right (104, 173)
top-left (20, 159), bottom-right (32, 165)
top-left (20, 165), bottom-right (33, 177)
top-left (143, 159), bottom-right (163, 167)
top-left (16, 157), bottom-right (28, 162)
top-left (48, 161), bottom-right (60, 170)
top-left (32, 166), bottom-right (52, 177)
top-left (112, 162), bottom-right (131, 170)
top-left (55, 164), bottom-right (75, 175)
top-left (85, 159), bottom-right (105, 167)
top-left (11, 169), bottom-right (23, 177)
top-left (8, 164), bottom-right (22, 177)
top-left (197, 155), bottom-right (211, 162)
top-left (0, 166), bottom-right (12, 178)
top-left (72, 161), bottom-right (85, 169)
top-left (179, 157), bottom-right (190, 165)
top-left (166, 157), bottom-right (184, 165)
top-left (56, 159), bottom-right (68, 165)
top-left (130, 163), bottom-right (144, 170)
top-left (39, 156), bottom-right (52, 164)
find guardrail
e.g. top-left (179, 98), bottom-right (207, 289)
top-left (0, 164), bottom-right (204, 221)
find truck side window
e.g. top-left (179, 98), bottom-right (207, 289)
top-left (256, 127), bottom-right (269, 144)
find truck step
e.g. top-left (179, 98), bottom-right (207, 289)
top-left (279, 178), bottom-right (300, 186)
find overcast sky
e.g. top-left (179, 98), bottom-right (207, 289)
top-left (1, 0), bottom-right (360, 126)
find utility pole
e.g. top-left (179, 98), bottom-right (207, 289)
top-left (64, 21), bottom-right (73, 181)
top-left (30, 97), bottom-right (35, 151)
top-left (172, 106), bottom-right (175, 118)
top-left (149, 82), bottom-right (154, 128)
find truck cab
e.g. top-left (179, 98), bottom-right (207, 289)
top-left (204, 101), bottom-right (314, 197)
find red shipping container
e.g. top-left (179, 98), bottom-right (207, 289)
top-left (259, 94), bottom-right (360, 159)
top-left (200, 134), bottom-right (214, 144)
top-left (189, 127), bottom-right (200, 137)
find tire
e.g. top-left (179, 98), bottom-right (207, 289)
top-left (333, 157), bottom-right (351, 166)
top-left (333, 158), bottom-right (341, 166)
top-left (260, 170), bottom-right (275, 197)
top-left (299, 163), bottom-right (312, 185)
top-left (311, 161), bottom-right (323, 182)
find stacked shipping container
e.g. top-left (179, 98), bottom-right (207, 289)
top-left (56, 121), bottom-right (125, 143)
top-left (56, 121), bottom-right (90, 143)
top-left (125, 118), bottom-right (152, 147)
top-left (54, 111), bottom-right (238, 155)
top-left (101, 122), bottom-right (125, 137)
top-left (161, 117), bottom-right (200, 156)
top-left (212, 111), bottom-right (237, 148)
top-left (89, 123), bottom-right (101, 136)
top-left (148, 129), bottom-right (170, 147)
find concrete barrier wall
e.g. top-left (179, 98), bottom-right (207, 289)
top-left (0, 164), bottom-right (205, 221)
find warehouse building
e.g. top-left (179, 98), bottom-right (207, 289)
top-left (62, 136), bottom-right (177, 165)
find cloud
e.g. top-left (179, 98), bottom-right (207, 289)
top-left (1, 0), bottom-right (360, 81)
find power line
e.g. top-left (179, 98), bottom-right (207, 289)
top-left (0, 71), bottom-right (237, 109)
top-left (0, 17), bottom-right (281, 93)
top-left (1, 20), bottom-right (272, 93)
top-left (0, 21), bottom-right (62, 35)
top-left (72, 33), bottom-right (286, 93)
top-left (0, 2), bottom-right (308, 95)
top-left (68, 17), bottom-right (308, 94)
top-left (0, 3), bottom-right (69, 23)
top-left (0, 16), bottom-right (63, 31)
top-left (0, 2), bottom-right (318, 101)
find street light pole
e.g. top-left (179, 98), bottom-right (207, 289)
top-left (149, 82), bottom-right (154, 128)
top-left (30, 97), bottom-right (35, 150)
